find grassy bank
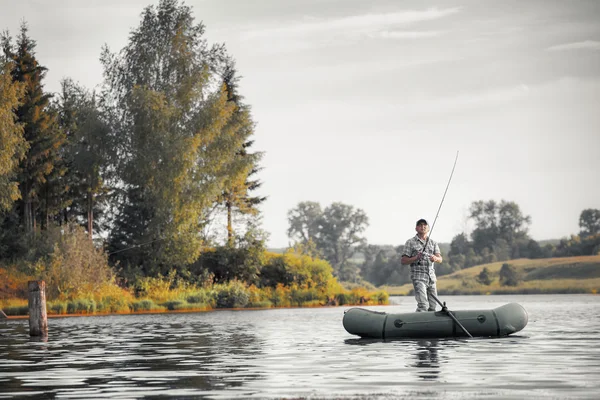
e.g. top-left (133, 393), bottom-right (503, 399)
top-left (382, 255), bottom-right (600, 296)
top-left (0, 279), bottom-right (389, 317)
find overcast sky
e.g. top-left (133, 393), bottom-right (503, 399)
top-left (1, 0), bottom-right (599, 247)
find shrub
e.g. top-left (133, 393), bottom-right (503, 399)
top-left (48, 301), bottom-right (67, 314)
top-left (37, 223), bottom-right (115, 301)
top-left (212, 280), bottom-right (250, 308)
top-left (130, 299), bottom-right (162, 312)
top-left (66, 299), bottom-right (96, 314)
top-left (160, 300), bottom-right (186, 310)
top-left (186, 290), bottom-right (209, 304)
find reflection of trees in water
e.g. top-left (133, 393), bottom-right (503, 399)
top-left (412, 339), bottom-right (441, 381)
top-left (0, 314), bottom-right (268, 396)
top-left (141, 317), bottom-right (267, 392)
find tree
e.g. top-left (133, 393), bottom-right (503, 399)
top-left (476, 267), bottom-right (492, 285)
top-left (0, 60), bottom-right (26, 211)
top-left (317, 202), bottom-right (369, 277)
top-left (287, 201), bottom-right (323, 245)
top-left (579, 209), bottom-right (600, 237)
top-left (469, 200), bottom-right (531, 254)
top-left (287, 201), bottom-right (369, 278)
top-left (56, 79), bottom-right (113, 239)
top-left (103, 0), bottom-right (249, 275)
top-left (215, 59), bottom-right (264, 246)
top-left (499, 263), bottom-right (521, 287)
top-left (1, 23), bottom-right (64, 240)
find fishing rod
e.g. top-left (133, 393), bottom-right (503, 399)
top-left (420, 150), bottom-right (459, 256)
top-left (420, 151), bottom-right (472, 338)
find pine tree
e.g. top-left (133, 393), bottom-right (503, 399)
top-left (217, 60), bottom-right (264, 246)
top-left (1, 23), bottom-right (64, 236)
top-left (0, 60), bottom-right (26, 212)
top-left (56, 79), bottom-right (113, 239)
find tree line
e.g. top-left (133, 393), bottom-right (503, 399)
top-left (286, 200), bottom-right (600, 287)
top-left (0, 0), bottom-right (267, 290)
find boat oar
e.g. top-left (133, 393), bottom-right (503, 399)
top-left (429, 293), bottom-right (473, 338)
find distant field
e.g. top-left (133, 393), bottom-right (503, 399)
top-left (382, 255), bottom-right (600, 296)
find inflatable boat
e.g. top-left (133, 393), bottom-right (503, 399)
top-left (343, 303), bottom-right (528, 339)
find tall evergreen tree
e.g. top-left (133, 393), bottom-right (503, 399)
top-left (1, 24), bottom-right (64, 236)
top-left (56, 79), bottom-right (113, 239)
top-left (0, 60), bottom-right (26, 212)
top-left (216, 59), bottom-right (264, 246)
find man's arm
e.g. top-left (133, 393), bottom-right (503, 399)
top-left (401, 254), bottom-right (421, 265)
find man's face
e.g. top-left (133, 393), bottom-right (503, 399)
top-left (416, 223), bottom-right (429, 235)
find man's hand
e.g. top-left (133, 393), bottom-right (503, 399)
top-left (429, 254), bottom-right (437, 262)
top-left (415, 252), bottom-right (423, 261)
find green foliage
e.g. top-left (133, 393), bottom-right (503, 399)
top-left (194, 231), bottom-right (266, 285)
top-left (35, 223), bottom-right (115, 300)
top-left (476, 267), bottom-right (493, 285)
top-left (287, 201), bottom-right (369, 279)
top-left (1, 23), bottom-right (65, 239)
top-left (102, 0), bottom-right (255, 276)
top-left (499, 263), bottom-right (521, 286)
top-left (160, 300), bottom-right (186, 311)
top-left (359, 244), bottom-right (410, 286)
top-left (48, 301), bottom-right (66, 314)
top-left (0, 60), bottom-right (26, 212)
top-left (66, 299), bottom-right (96, 314)
top-left (130, 299), bottom-right (162, 312)
top-left (186, 291), bottom-right (210, 304)
top-left (56, 79), bottom-right (113, 239)
top-left (215, 60), bottom-right (264, 246)
top-left (579, 209), bottom-right (600, 237)
top-left (554, 234), bottom-right (600, 257)
top-left (212, 280), bottom-right (250, 308)
top-left (259, 251), bottom-right (337, 292)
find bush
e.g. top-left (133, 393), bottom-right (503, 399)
top-left (130, 299), bottom-right (162, 312)
top-left (186, 290), bottom-right (209, 304)
top-left (212, 280), bottom-right (250, 308)
top-left (499, 263), bottom-right (521, 286)
top-left (49, 301), bottom-right (67, 314)
top-left (36, 223), bottom-right (115, 300)
top-left (66, 299), bottom-right (96, 314)
top-left (160, 300), bottom-right (186, 310)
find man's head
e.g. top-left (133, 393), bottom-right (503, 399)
top-left (415, 219), bottom-right (429, 236)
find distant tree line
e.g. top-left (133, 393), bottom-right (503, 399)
top-left (285, 199), bottom-right (600, 287)
top-left (0, 0), bottom-right (269, 289)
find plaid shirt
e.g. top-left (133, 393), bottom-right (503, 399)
top-left (402, 235), bottom-right (441, 282)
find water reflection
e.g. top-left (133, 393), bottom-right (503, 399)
top-left (0, 313), bottom-right (268, 398)
top-left (412, 339), bottom-right (440, 381)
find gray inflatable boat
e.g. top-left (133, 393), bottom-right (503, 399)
top-left (343, 303), bottom-right (528, 339)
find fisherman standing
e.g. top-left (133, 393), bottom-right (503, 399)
top-left (401, 219), bottom-right (443, 312)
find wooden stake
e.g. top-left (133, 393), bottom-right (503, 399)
top-left (28, 281), bottom-right (48, 337)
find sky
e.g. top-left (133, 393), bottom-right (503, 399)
top-left (1, 0), bottom-right (599, 248)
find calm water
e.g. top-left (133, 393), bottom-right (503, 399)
top-left (1, 294), bottom-right (599, 399)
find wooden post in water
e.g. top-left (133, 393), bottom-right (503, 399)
top-left (28, 280), bottom-right (48, 337)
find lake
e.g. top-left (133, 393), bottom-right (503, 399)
top-left (1, 294), bottom-right (599, 399)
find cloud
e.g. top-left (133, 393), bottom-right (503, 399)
top-left (546, 40), bottom-right (600, 52)
top-left (370, 30), bottom-right (443, 39)
top-left (241, 7), bottom-right (460, 40)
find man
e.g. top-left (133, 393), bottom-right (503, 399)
top-left (401, 219), bottom-right (443, 312)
